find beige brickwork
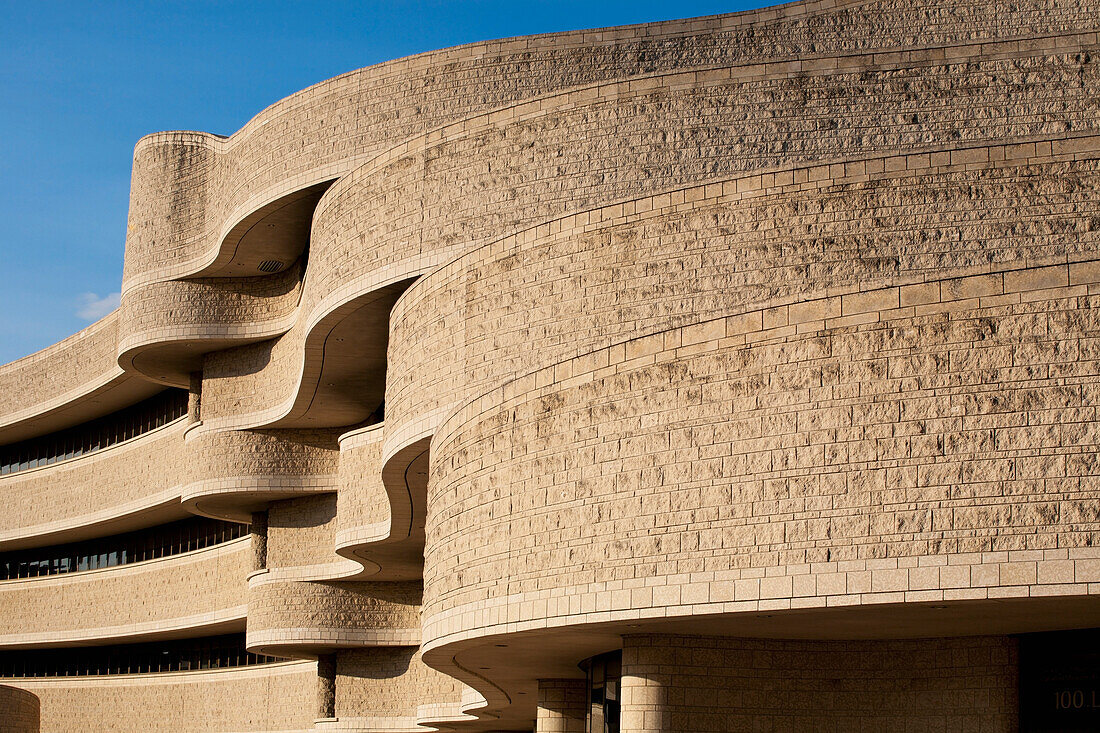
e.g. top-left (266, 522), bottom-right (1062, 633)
top-left (619, 634), bottom-right (1017, 732)
top-left (0, 313), bottom-right (123, 434)
top-left (207, 41), bottom-right (1100, 436)
top-left (246, 578), bottom-right (421, 654)
top-left (267, 494), bottom-right (339, 570)
top-left (0, 419), bottom-right (189, 546)
top-left (536, 679), bottom-right (587, 733)
top-left (333, 647), bottom-right (462, 726)
top-left (0, 538), bottom-right (248, 646)
top-left (1, 0), bottom-right (1099, 730)
top-left (424, 276), bottom-right (1100, 645)
top-left (335, 425), bottom-right (391, 553)
top-left (122, 0), bottom-right (1095, 289)
top-left (387, 143), bottom-right (1100, 465)
top-left (11, 661), bottom-right (316, 733)
top-left (121, 7), bottom-right (1100, 435)
top-left (183, 427), bottom-right (340, 520)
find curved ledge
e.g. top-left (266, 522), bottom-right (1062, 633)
top-left (0, 538), bottom-right (250, 648)
top-left (120, 22), bottom-right (1100, 442)
top-left (385, 133), bottom-right (1100, 467)
top-left (332, 424), bottom-right (393, 579)
top-left (121, 0), bottom-right (879, 293)
top-left (416, 270), bottom-right (1100, 726)
top-left (322, 647), bottom-right (465, 731)
top-left (182, 427), bottom-right (340, 521)
top-left (424, 268), bottom-right (1100, 652)
top-left (373, 135), bottom-right (1100, 600)
top-left (0, 419), bottom-right (192, 550)
top-left (415, 695), bottom-right (481, 731)
top-left (9, 660), bottom-right (316, 732)
top-left (182, 476), bottom-right (337, 524)
top-left (117, 266), bottom-right (303, 387)
top-left (0, 312), bottom-right (162, 444)
top-left (312, 716), bottom-right (422, 732)
top-left (245, 576), bottom-right (422, 658)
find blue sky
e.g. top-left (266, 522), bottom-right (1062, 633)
top-left (0, 0), bottom-right (764, 365)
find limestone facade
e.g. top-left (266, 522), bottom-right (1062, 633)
top-left (2, 0), bottom-right (1100, 730)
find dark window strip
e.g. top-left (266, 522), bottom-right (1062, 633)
top-left (0, 517), bottom-right (248, 581)
top-left (0, 633), bottom-right (282, 678)
top-left (584, 650), bottom-right (622, 733)
top-left (0, 389), bottom-right (188, 476)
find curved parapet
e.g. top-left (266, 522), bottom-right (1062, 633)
top-left (385, 137), bottom-right (1100, 469)
top-left (117, 265), bottom-right (303, 388)
top-left (0, 418), bottom-right (191, 550)
top-left (118, 1), bottom-right (1100, 440)
top-left (335, 426), bottom-right (390, 562)
top-left (192, 280), bottom-right (408, 435)
top-left (245, 576), bottom-right (421, 657)
top-left (249, 448), bottom-right (459, 728)
top-left (249, 489), bottom-right (420, 654)
top-left (336, 425), bottom-right (427, 581)
top-left (323, 32), bottom-right (1100, 449)
top-left (124, 0), bottom-right (1033, 292)
top-left (0, 313), bottom-right (160, 445)
top-left (311, 647), bottom-right (464, 732)
top-left (10, 660), bottom-right (316, 732)
top-left (120, 0), bottom-right (893, 394)
top-left (183, 427), bottom-right (340, 522)
top-left (122, 132), bottom-right (220, 288)
top-left (0, 538), bottom-right (249, 648)
top-left (420, 263), bottom-right (1100, 719)
top-left (0, 684), bottom-right (39, 733)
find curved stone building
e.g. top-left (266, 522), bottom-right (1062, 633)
top-left (3, 0), bottom-right (1100, 730)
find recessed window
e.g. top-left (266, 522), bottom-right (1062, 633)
top-left (583, 650), bottom-right (621, 733)
top-left (0, 516), bottom-right (248, 580)
top-left (0, 633), bottom-right (281, 677)
top-left (0, 389), bottom-right (188, 476)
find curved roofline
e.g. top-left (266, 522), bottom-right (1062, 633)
top-left (134, 0), bottom-right (841, 154)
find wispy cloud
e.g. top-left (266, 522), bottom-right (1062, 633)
top-left (75, 292), bottom-right (121, 320)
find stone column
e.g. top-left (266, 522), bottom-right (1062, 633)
top-left (536, 678), bottom-right (587, 733)
top-left (187, 371), bottom-right (202, 421)
top-left (317, 653), bottom-right (337, 719)
top-left (250, 510), bottom-right (268, 572)
top-left (619, 636), bottom-right (667, 733)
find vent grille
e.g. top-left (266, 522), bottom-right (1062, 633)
top-left (257, 260), bottom-right (284, 273)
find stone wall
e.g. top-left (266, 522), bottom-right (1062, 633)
top-left (2, 0), bottom-right (1099, 730)
top-left (0, 538), bottom-right (248, 646)
top-left (335, 647), bottom-right (462, 726)
top-left (0, 313), bottom-right (123, 432)
top-left (201, 36), bottom-right (1100, 434)
top-left (123, 0), bottom-right (1097, 287)
top-left (387, 140), bottom-right (1100, 462)
top-left (619, 634), bottom-right (1017, 732)
top-left (424, 268), bottom-right (1100, 642)
top-left (183, 428), bottom-right (340, 520)
top-left (247, 578), bottom-right (421, 653)
top-left (12, 661), bottom-right (316, 733)
top-left (268, 494), bottom-right (339, 570)
top-left (0, 419), bottom-right (189, 546)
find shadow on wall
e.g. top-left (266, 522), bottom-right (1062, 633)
top-left (338, 647), bottom-right (415, 681)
